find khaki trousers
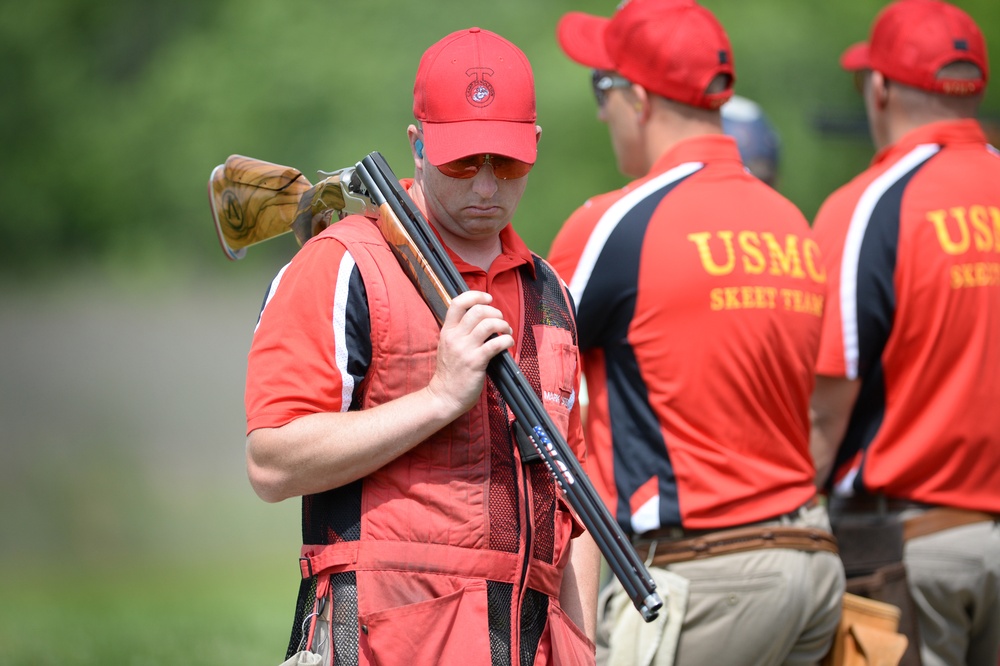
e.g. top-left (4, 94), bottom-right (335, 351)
top-left (903, 519), bottom-right (1000, 666)
top-left (597, 504), bottom-right (845, 666)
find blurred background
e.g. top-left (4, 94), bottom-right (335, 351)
top-left (1, 0), bottom-right (997, 663)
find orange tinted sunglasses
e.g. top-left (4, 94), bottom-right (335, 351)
top-left (435, 153), bottom-right (534, 180)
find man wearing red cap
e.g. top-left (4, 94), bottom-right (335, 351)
top-left (810, 1), bottom-right (1000, 665)
top-left (244, 27), bottom-right (600, 665)
top-left (547, 1), bottom-right (844, 664)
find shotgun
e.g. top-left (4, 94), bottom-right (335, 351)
top-left (208, 151), bottom-right (663, 622)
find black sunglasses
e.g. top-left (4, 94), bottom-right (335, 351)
top-left (591, 69), bottom-right (633, 107)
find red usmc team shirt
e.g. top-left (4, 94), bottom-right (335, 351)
top-left (549, 135), bottom-right (822, 532)
top-left (813, 119), bottom-right (1000, 512)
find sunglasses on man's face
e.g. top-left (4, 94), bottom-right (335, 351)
top-left (591, 69), bottom-right (632, 107)
top-left (435, 153), bottom-right (534, 180)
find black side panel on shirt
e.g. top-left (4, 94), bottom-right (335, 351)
top-left (577, 180), bottom-right (688, 531)
top-left (834, 160), bottom-right (928, 489)
top-left (301, 263), bottom-right (371, 545)
top-left (345, 265), bottom-right (372, 409)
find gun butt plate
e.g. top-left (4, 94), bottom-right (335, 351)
top-left (208, 164), bottom-right (247, 261)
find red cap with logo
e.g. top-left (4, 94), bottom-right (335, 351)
top-left (556, 0), bottom-right (735, 110)
top-left (840, 0), bottom-right (989, 96)
top-left (413, 27), bottom-right (537, 166)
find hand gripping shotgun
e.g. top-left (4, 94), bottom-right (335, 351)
top-left (208, 151), bottom-right (663, 622)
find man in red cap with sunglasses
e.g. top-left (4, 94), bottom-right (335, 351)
top-left (547, 0), bottom-right (844, 664)
top-left (810, 1), bottom-right (1000, 664)
top-left (244, 27), bottom-right (600, 665)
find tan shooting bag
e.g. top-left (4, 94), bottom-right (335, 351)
top-left (822, 592), bottom-right (908, 666)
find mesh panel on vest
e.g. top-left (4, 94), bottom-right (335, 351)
top-left (285, 572), bottom-right (359, 663)
top-left (330, 572), bottom-right (359, 666)
top-left (522, 257), bottom-right (575, 338)
top-left (519, 589), bottom-right (550, 666)
top-left (488, 580), bottom-right (514, 666)
top-left (285, 576), bottom-right (317, 659)
top-left (488, 382), bottom-right (521, 553)
top-left (294, 478), bottom-right (361, 663)
top-left (529, 465), bottom-right (556, 564)
top-left (301, 479), bottom-right (362, 545)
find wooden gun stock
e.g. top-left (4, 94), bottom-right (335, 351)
top-left (207, 154), bottom-right (374, 260)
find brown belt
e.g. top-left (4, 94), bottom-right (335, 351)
top-left (633, 526), bottom-right (839, 567)
top-left (902, 507), bottom-right (999, 542)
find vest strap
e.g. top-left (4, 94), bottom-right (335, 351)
top-left (299, 541), bottom-right (563, 598)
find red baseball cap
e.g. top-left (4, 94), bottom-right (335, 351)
top-left (413, 27), bottom-right (537, 166)
top-left (840, 0), bottom-right (989, 96)
top-left (556, 0), bottom-right (735, 110)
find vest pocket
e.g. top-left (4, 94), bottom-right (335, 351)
top-left (360, 580), bottom-right (491, 666)
top-left (532, 324), bottom-right (579, 436)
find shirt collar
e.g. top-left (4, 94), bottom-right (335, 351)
top-left (872, 119), bottom-right (987, 165)
top-left (647, 133), bottom-right (743, 175)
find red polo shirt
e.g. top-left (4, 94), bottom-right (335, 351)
top-left (813, 120), bottom-right (1000, 512)
top-left (549, 134), bottom-right (823, 531)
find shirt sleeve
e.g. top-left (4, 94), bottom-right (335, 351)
top-left (245, 236), bottom-right (370, 433)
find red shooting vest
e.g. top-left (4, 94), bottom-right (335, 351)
top-left (293, 216), bottom-right (593, 666)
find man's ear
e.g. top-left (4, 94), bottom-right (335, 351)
top-left (535, 124), bottom-right (542, 144)
top-left (407, 124), bottom-right (424, 167)
top-left (631, 85), bottom-right (651, 120)
top-left (871, 70), bottom-right (890, 109)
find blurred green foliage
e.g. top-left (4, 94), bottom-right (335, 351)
top-left (2, 0), bottom-right (998, 278)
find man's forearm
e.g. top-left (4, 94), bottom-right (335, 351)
top-left (560, 531), bottom-right (602, 641)
top-left (809, 375), bottom-right (861, 487)
top-left (246, 384), bottom-right (466, 503)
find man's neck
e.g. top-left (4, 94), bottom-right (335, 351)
top-left (437, 228), bottom-right (503, 272)
top-left (407, 177), bottom-right (504, 272)
top-left (642, 106), bottom-right (724, 175)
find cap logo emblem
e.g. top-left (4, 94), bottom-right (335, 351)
top-left (466, 67), bottom-right (496, 108)
top-left (954, 38), bottom-right (969, 51)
